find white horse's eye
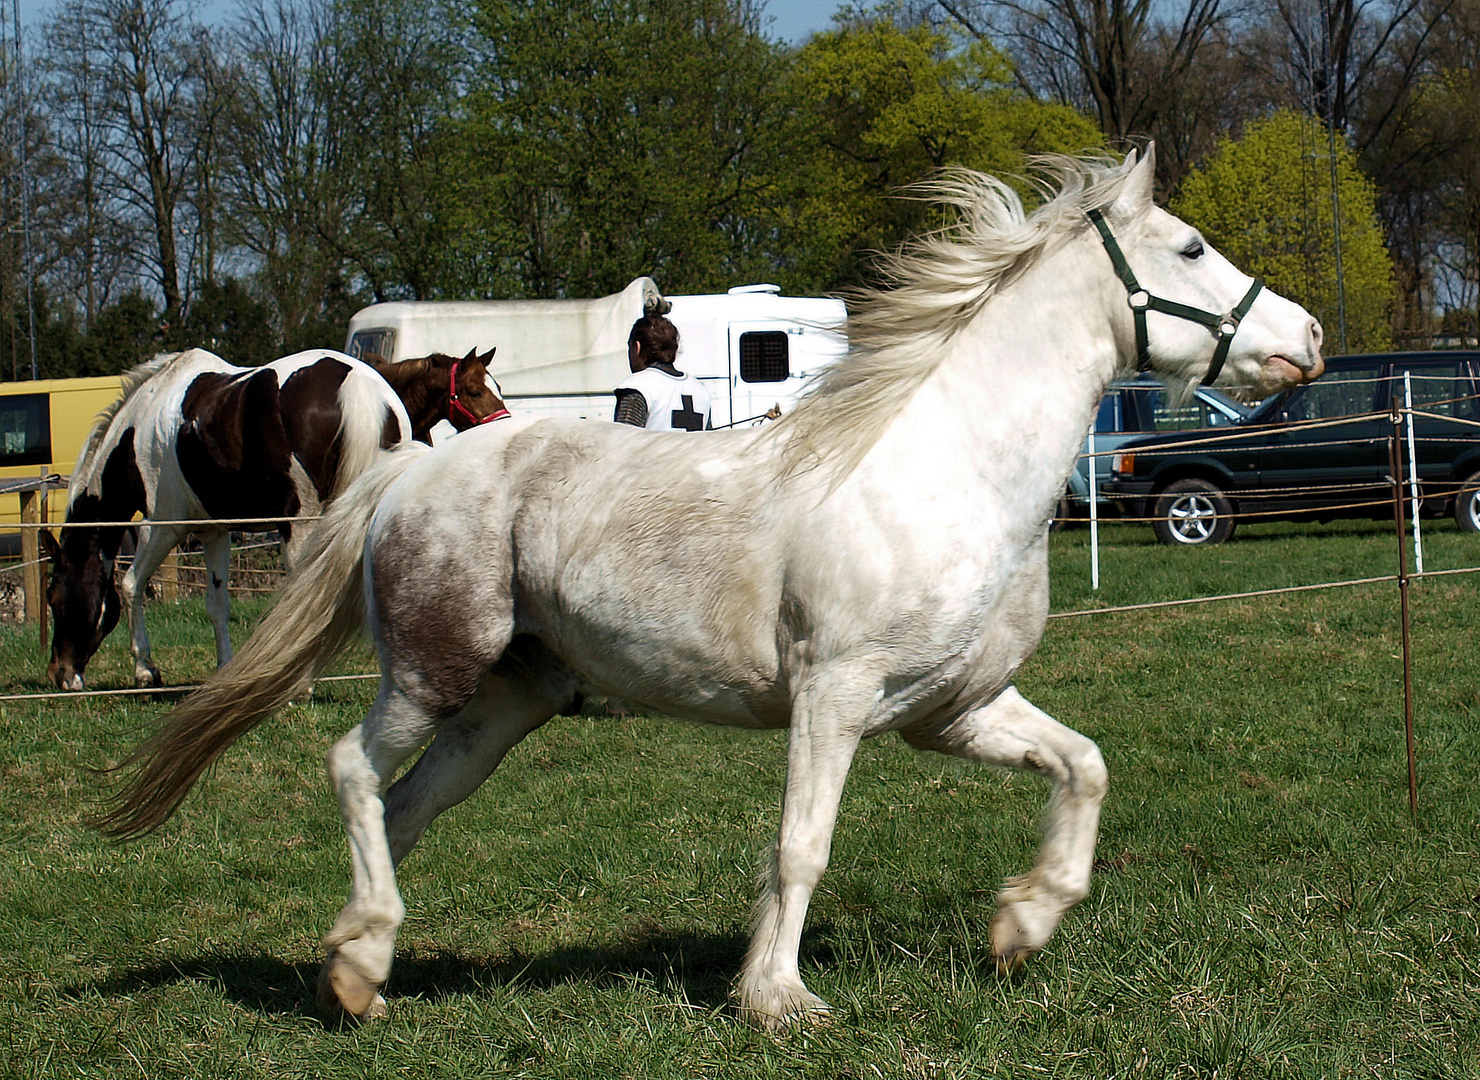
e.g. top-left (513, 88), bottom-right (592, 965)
top-left (1182, 239), bottom-right (1205, 260)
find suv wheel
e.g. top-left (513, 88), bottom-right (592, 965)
top-left (1152, 479), bottom-right (1236, 545)
top-left (1456, 471), bottom-right (1480, 533)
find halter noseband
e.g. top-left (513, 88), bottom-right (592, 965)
top-left (448, 359), bottom-right (511, 427)
top-left (1087, 209), bottom-right (1263, 386)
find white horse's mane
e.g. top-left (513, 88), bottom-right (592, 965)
top-left (75, 352), bottom-right (191, 482)
top-left (780, 152), bottom-right (1141, 479)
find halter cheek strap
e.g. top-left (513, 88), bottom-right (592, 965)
top-left (1087, 209), bottom-right (1263, 386)
top-left (448, 360), bottom-right (511, 427)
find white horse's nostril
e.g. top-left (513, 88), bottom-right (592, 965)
top-left (1309, 319), bottom-right (1324, 356)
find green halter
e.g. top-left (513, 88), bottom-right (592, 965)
top-left (1087, 209), bottom-right (1263, 386)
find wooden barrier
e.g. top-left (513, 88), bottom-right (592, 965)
top-left (4, 474), bottom-right (68, 649)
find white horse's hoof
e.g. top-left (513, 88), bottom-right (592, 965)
top-left (735, 980), bottom-right (832, 1030)
top-left (134, 664), bottom-right (162, 689)
top-left (318, 954), bottom-right (389, 1025)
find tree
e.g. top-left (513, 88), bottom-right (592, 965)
top-left (215, 0), bottom-right (365, 349)
top-left (312, 0), bottom-right (469, 302)
top-left (928, 0), bottom-right (1226, 189)
top-left (1171, 110), bottom-right (1395, 352)
top-left (461, 0), bottom-right (794, 298)
top-left (776, 14), bottom-right (1102, 288)
top-left (40, 0), bottom-right (218, 326)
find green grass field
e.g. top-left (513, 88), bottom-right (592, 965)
top-left (1, 520), bottom-right (1477, 1078)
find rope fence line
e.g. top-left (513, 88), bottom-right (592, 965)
top-left (11, 515), bottom-right (322, 531)
top-left (0, 393), bottom-right (1473, 816)
top-left (0, 672), bottom-right (379, 706)
top-left (2, 563), bottom-right (1475, 706)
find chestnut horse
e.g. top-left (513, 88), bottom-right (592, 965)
top-left (368, 348), bottom-right (509, 443)
top-left (101, 151), bottom-right (1324, 1027)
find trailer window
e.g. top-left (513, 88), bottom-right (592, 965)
top-left (349, 329), bottom-right (397, 363)
top-left (738, 331), bottom-right (789, 383)
top-left (0, 394), bottom-right (50, 466)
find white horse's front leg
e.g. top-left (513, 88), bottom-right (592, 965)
top-left (118, 524), bottom-right (184, 688)
top-left (737, 670), bottom-right (865, 1029)
top-left (200, 531), bottom-right (233, 668)
top-left (904, 685), bottom-right (1107, 971)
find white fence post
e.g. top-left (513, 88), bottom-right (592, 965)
top-left (1403, 370), bottom-right (1423, 575)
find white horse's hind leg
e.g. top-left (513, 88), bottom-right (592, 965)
top-left (903, 685), bottom-right (1107, 971)
top-left (737, 670), bottom-right (866, 1029)
top-left (319, 682), bottom-right (441, 1023)
top-left (382, 671), bottom-right (564, 864)
top-left (200, 531), bottom-right (233, 668)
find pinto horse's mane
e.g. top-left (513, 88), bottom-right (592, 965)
top-left (779, 152), bottom-right (1142, 479)
top-left (74, 352), bottom-right (187, 491)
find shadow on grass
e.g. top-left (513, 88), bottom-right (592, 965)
top-left (63, 926), bottom-right (798, 1021)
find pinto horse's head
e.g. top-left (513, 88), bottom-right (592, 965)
top-left (447, 347), bottom-right (508, 430)
top-left (40, 529), bottom-right (121, 691)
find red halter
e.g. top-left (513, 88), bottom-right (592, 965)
top-left (448, 359), bottom-right (511, 427)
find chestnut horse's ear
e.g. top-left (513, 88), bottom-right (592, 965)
top-left (461, 347), bottom-right (478, 364)
top-left (478, 346), bottom-right (496, 365)
top-left (39, 529), bottom-right (60, 564)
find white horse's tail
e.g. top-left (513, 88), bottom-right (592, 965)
top-left (332, 364), bottom-right (414, 500)
top-left (96, 442), bottom-right (433, 839)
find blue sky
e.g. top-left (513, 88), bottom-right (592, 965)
top-left (15, 0), bottom-right (847, 43)
top-left (763, 0), bottom-right (847, 42)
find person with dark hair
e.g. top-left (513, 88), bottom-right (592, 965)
top-left (613, 314), bottom-right (711, 431)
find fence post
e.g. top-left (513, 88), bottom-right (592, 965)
top-left (159, 549), bottom-right (179, 601)
top-left (37, 469), bottom-right (49, 649)
top-left (20, 486), bottom-right (41, 629)
top-left (1388, 402), bottom-right (1418, 816)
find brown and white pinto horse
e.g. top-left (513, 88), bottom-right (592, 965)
top-left (367, 349), bottom-right (509, 443)
top-left (41, 348), bottom-right (412, 691)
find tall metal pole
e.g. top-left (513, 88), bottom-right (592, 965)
top-left (9, 0), bottom-right (35, 379)
top-left (1321, 0), bottom-right (1349, 352)
top-left (1388, 400), bottom-right (1417, 817)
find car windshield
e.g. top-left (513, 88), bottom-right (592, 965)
top-left (1246, 387), bottom-right (1299, 423)
top-left (1199, 387), bottom-right (1253, 420)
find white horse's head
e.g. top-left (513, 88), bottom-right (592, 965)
top-left (1098, 147), bottom-right (1324, 396)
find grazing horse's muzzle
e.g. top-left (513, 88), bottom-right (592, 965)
top-left (47, 654), bottom-right (85, 692)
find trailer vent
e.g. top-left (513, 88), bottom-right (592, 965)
top-left (738, 331), bottom-right (789, 383)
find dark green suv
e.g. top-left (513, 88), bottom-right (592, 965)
top-left (1104, 352), bottom-right (1480, 545)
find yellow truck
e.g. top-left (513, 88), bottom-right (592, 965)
top-left (0, 375), bottom-right (124, 548)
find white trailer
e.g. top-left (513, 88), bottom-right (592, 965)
top-left (344, 277), bottom-right (847, 429)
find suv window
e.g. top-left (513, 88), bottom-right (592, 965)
top-left (1283, 363), bottom-right (1384, 422)
top-left (1401, 358), bottom-right (1480, 421)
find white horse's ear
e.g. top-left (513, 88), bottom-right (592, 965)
top-left (1110, 144), bottom-right (1157, 221)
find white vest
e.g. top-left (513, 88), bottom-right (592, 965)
top-left (616, 367), bottom-right (711, 431)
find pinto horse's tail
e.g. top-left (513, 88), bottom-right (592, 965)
top-left (333, 362), bottom-right (414, 500)
top-left (95, 442), bottom-right (433, 839)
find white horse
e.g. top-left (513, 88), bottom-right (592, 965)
top-left (100, 149), bottom-right (1323, 1028)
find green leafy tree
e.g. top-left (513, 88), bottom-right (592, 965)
top-left (460, 0), bottom-right (790, 298)
top-left (776, 14), bottom-right (1103, 289)
top-left (1171, 110), bottom-right (1395, 353)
